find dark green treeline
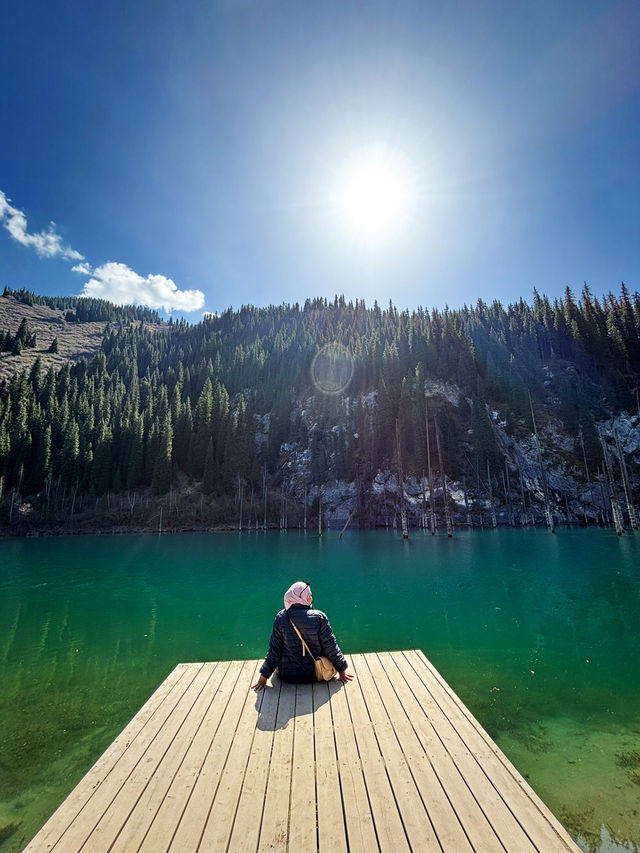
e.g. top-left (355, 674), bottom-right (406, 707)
top-left (1, 285), bottom-right (639, 517)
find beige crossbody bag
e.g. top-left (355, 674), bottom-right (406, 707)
top-left (288, 618), bottom-right (338, 682)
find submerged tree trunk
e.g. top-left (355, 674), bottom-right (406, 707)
top-left (434, 412), bottom-right (452, 537)
top-left (421, 471), bottom-right (428, 530)
top-left (395, 418), bottom-right (408, 539)
top-left (614, 427), bottom-right (638, 530)
top-left (463, 476), bottom-right (472, 529)
top-left (263, 463), bottom-right (268, 530)
top-left (303, 484), bottom-right (307, 531)
top-left (598, 428), bottom-right (624, 535)
top-left (487, 461), bottom-right (497, 529)
top-left (425, 400), bottom-right (436, 535)
top-left (579, 431), bottom-right (591, 526)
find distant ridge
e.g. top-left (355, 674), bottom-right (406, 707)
top-left (0, 289), bottom-right (166, 383)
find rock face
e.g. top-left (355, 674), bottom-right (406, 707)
top-left (268, 380), bottom-right (640, 531)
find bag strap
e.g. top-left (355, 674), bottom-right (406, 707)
top-left (287, 613), bottom-right (317, 661)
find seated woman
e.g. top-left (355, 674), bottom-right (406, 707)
top-left (252, 580), bottom-right (353, 689)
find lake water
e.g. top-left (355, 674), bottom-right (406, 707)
top-left (1, 529), bottom-right (639, 852)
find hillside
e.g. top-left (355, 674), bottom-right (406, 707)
top-left (0, 287), bottom-right (639, 535)
top-left (0, 291), bottom-right (166, 384)
top-left (0, 295), bottom-right (107, 383)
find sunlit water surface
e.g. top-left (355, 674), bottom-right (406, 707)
top-left (1, 529), bottom-right (639, 852)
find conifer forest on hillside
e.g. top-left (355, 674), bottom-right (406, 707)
top-left (1, 284), bottom-right (639, 535)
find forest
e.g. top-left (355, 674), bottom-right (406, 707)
top-left (0, 284), bottom-right (639, 533)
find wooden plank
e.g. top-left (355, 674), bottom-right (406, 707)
top-left (406, 650), bottom-right (580, 852)
top-left (288, 681), bottom-right (318, 852)
top-left (24, 653), bottom-right (581, 853)
top-left (23, 663), bottom-right (192, 853)
top-left (394, 652), bottom-right (539, 852)
top-left (81, 662), bottom-right (218, 851)
top-left (225, 677), bottom-right (280, 853)
top-left (109, 661), bottom-right (229, 852)
top-left (351, 654), bottom-right (440, 852)
top-left (312, 680), bottom-right (348, 852)
top-left (198, 660), bottom-right (265, 851)
top-left (138, 659), bottom-right (245, 853)
top-left (366, 652), bottom-right (475, 852)
top-left (417, 650), bottom-right (580, 850)
top-left (258, 680), bottom-right (297, 852)
top-left (327, 677), bottom-right (378, 852)
top-left (345, 658), bottom-right (410, 852)
top-left (168, 659), bottom-right (258, 851)
top-left (376, 651), bottom-right (505, 852)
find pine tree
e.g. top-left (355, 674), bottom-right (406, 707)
top-left (152, 414), bottom-right (173, 494)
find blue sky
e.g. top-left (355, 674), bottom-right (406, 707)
top-left (1, 0), bottom-right (638, 317)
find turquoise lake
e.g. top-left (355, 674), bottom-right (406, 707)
top-left (1, 529), bottom-right (639, 851)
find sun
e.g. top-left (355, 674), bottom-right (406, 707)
top-left (335, 147), bottom-right (415, 242)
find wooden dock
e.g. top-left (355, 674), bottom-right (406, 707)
top-left (25, 650), bottom-right (580, 852)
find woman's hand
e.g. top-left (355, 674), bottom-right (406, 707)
top-left (252, 674), bottom-right (267, 691)
top-left (338, 670), bottom-right (354, 683)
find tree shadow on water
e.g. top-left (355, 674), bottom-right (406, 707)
top-left (254, 675), bottom-right (341, 731)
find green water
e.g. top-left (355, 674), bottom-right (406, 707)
top-left (1, 529), bottom-right (639, 852)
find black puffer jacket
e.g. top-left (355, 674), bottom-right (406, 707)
top-left (259, 604), bottom-right (347, 683)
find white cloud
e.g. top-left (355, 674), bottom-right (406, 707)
top-left (0, 189), bottom-right (83, 261)
top-left (1, 189), bottom-right (205, 314)
top-left (79, 261), bottom-right (205, 313)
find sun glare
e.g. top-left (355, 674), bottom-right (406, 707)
top-left (336, 147), bottom-right (415, 243)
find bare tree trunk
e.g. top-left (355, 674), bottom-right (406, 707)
top-left (487, 461), bottom-right (497, 529)
top-left (263, 463), bottom-right (268, 530)
top-left (303, 484), bottom-right (307, 531)
top-left (504, 462), bottom-right (514, 527)
top-left (517, 461), bottom-right (527, 527)
top-left (70, 482), bottom-right (78, 528)
top-left (598, 428), bottom-right (624, 534)
top-left (579, 430), bottom-right (591, 526)
top-left (463, 476), bottom-right (472, 529)
top-left (597, 466), bottom-right (608, 525)
top-left (318, 490), bottom-right (322, 537)
top-left (434, 413), bottom-right (452, 537)
top-left (529, 392), bottom-right (554, 532)
top-left (425, 400), bottom-right (436, 534)
top-left (339, 510), bottom-right (354, 539)
top-left (421, 471), bottom-right (428, 530)
top-left (10, 465), bottom-right (24, 523)
top-left (396, 418), bottom-right (408, 539)
top-left (614, 427), bottom-right (638, 529)
top-left (238, 475), bottom-right (244, 531)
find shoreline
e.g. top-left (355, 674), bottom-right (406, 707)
top-left (0, 519), bottom-right (607, 539)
